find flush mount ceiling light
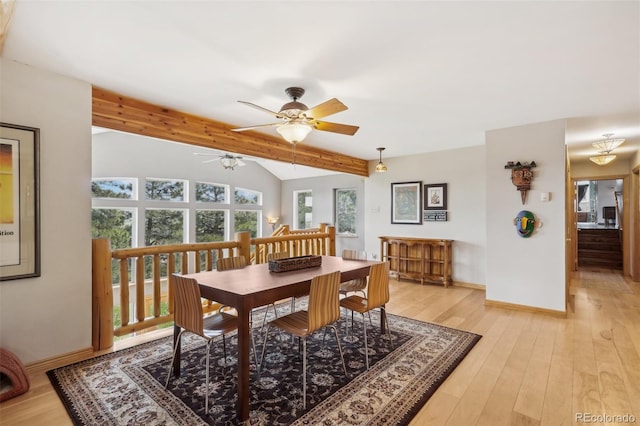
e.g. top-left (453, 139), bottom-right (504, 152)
top-left (589, 154), bottom-right (616, 166)
top-left (375, 147), bottom-right (388, 173)
top-left (592, 133), bottom-right (625, 153)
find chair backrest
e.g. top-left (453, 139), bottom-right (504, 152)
top-left (342, 249), bottom-right (366, 260)
top-left (172, 274), bottom-right (205, 337)
top-left (307, 270), bottom-right (341, 334)
top-left (267, 251), bottom-right (290, 261)
top-left (341, 249), bottom-right (367, 289)
top-left (367, 262), bottom-right (390, 309)
top-left (216, 256), bottom-right (247, 271)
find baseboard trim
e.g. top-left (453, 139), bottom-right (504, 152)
top-left (25, 347), bottom-right (95, 374)
top-left (452, 281), bottom-right (486, 290)
top-left (484, 299), bottom-right (567, 318)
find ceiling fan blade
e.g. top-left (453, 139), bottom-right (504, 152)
top-left (201, 158), bottom-right (218, 164)
top-left (237, 159), bottom-right (246, 166)
top-left (231, 122), bottom-right (282, 132)
top-left (237, 100), bottom-right (282, 117)
top-left (305, 98), bottom-right (348, 119)
top-left (314, 120), bottom-right (359, 136)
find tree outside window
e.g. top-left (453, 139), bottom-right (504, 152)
top-left (234, 187), bottom-right (261, 205)
top-left (145, 178), bottom-right (186, 201)
top-left (294, 190), bottom-right (313, 229)
top-left (335, 188), bottom-right (357, 235)
top-left (234, 210), bottom-right (259, 238)
top-left (196, 182), bottom-right (227, 203)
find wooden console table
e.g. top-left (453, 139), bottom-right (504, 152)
top-left (379, 236), bottom-right (453, 287)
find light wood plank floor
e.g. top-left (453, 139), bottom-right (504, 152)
top-left (1, 269), bottom-right (638, 426)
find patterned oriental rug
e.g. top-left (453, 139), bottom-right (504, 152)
top-left (47, 307), bottom-right (481, 426)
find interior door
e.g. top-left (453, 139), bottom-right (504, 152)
top-left (565, 146), bottom-right (576, 311)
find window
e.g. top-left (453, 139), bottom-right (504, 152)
top-left (91, 178), bottom-right (136, 199)
top-left (196, 210), bottom-right (226, 242)
top-left (234, 187), bottom-right (261, 205)
top-left (145, 178), bottom-right (186, 201)
top-left (294, 190), bottom-right (313, 229)
top-left (196, 182), bottom-right (227, 203)
top-left (234, 210), bottom-right (259, 238)
top-left (335, 188), bottom-right (357, 235)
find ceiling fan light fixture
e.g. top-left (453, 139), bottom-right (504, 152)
top-left (277, 122), bottom-right (312, 143)
top-left (220, 156), bottom-right (239, 170)
top-left (589, 154), bottom-right (616, 166)
top-left (375, 147), bottom-right (388, 173)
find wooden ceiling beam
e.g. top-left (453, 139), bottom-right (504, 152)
top-left (92, 87), bottom-right (369, 177)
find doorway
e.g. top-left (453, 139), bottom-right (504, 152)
top-left (575, 178), bottom-right (624, 270)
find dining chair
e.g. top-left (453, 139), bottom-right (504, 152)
top-left (339, 261), bottom-right (392, 370)
top-left (165, 274), bottom-right (238, 413)
top-left (339, 249), bottom-right (368, 298)
top-left (259, 270), bottom-right (348, 409)
top-left (215, 255), bottom-right (262, 364)
top-left (266, 251), bottom-right (296, 315)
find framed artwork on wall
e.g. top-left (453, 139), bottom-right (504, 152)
top-left (424, 183), bottom-right (447, 210)
top-left (391, 181), bottom-right (422, 224)
top-left (0, 122), bottom-right (40, 281)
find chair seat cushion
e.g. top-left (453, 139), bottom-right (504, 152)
top-left (269, 311), bottom-right (310, 338)
top-left (202, 312), bottom-right (238, 338)
top-left (339, 295), bottom-right (369, 314)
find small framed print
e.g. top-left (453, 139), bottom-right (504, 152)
top-left (424, 183), bottom-right (447, 210)
top-left (391, 181), bottom-right (422, 224)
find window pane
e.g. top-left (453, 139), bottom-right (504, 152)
top-left (234, 187), bottom-right (261, 205)
top-left (196, 210), bottom-right (226, 242)
top-left (92, 179), bottom-right (135, 199)
top-left (336, 188), bottom-right (357, 234)
top-left (196, 182), bottom-right (227, 203)
top-left (144, 209), bottom-right (184, 245)
top-left (234, 210), bottom-right (258, 238)
top-left (295, 190), bottom-right (313, 229)
top-left (145, 178), bottom-right (186, 201)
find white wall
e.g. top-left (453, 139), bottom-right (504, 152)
top-left (0, 59), bottom-right (93, 364)
top-left (363, 145), bottom-right (486, 285)
top-left (92, 131), bottom-right (281, 239)
top-left (486, 120), bottom-right (567, 312)
top-left (281, 174), bottom-right (365, 256)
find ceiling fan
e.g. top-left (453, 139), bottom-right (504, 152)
top-left (231, 87), bottom-right (359, 143)
top-left (194, 152), bottom-right (246, 170)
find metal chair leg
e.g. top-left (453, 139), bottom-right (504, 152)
top-left (205, 340), bottom-right (212, 413)
top-left (361, 313), bottom-right (369, 370)
top-left (330, 325), bottom-right (349, 378)
top-left (165, 329), bottom-right (186, 388)
top-left (302, 338), bottom-right (307, 410)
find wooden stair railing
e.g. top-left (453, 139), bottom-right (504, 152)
top-left (92, 226), bottom-right (336, 350)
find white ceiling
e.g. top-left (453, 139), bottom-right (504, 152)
top-left (4, 1), bottom-right (640, 179)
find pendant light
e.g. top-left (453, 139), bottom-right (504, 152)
top-left (375, 147), bottom-right (387, 173)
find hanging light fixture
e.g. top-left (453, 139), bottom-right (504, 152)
top-left (589, 154), bottom-right (616, 166)
top-left (589, 133), bottom-right (624, 166)
top-left (592, 133), bottom-right (625, 153)
top-left (276, 121), bottom-right (312, 143)
top-left (375, 147), bottom-right (388, 173)
top-left (219, 154), bottom-right (241, 170)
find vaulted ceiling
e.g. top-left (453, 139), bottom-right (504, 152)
top-left (2, 1), bottom-right (639, 179)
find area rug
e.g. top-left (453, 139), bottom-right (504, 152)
top-left (47, 307), bottom-right (481, 426)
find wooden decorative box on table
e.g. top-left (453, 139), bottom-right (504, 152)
top-left (379, 236), bottom-right (453, 287)
top-left (268, 255), bottom-right (322, 272)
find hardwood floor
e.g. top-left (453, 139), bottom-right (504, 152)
top-left (1, 269), bottom-right (638, 425)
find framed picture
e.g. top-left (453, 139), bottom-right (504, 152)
top-left (0, 123), bottom-right (40, 281)
top-left (424, 183), bottom-right (447, 210)
top-left (391, 181), bottom-right (422, 224)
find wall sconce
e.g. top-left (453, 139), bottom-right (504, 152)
top-left (375, 147), bottom-right (388, 173)
top-left (266, 216), bottom-right (280, 231)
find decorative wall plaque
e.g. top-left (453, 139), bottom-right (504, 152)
top-left (504, 161), bottom-right (536, 204)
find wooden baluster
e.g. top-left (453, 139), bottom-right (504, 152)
top-left (153, 254), bottom-right (160, 318)
top-left (120, 259), bottom-right (130, 327)
top-left (136, 256), bottom-right (145, 323)
top-left (167, 253), bottom-right (175, 314)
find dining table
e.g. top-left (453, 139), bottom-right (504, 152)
top-left (175, 255), bottom-right (383, 423)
